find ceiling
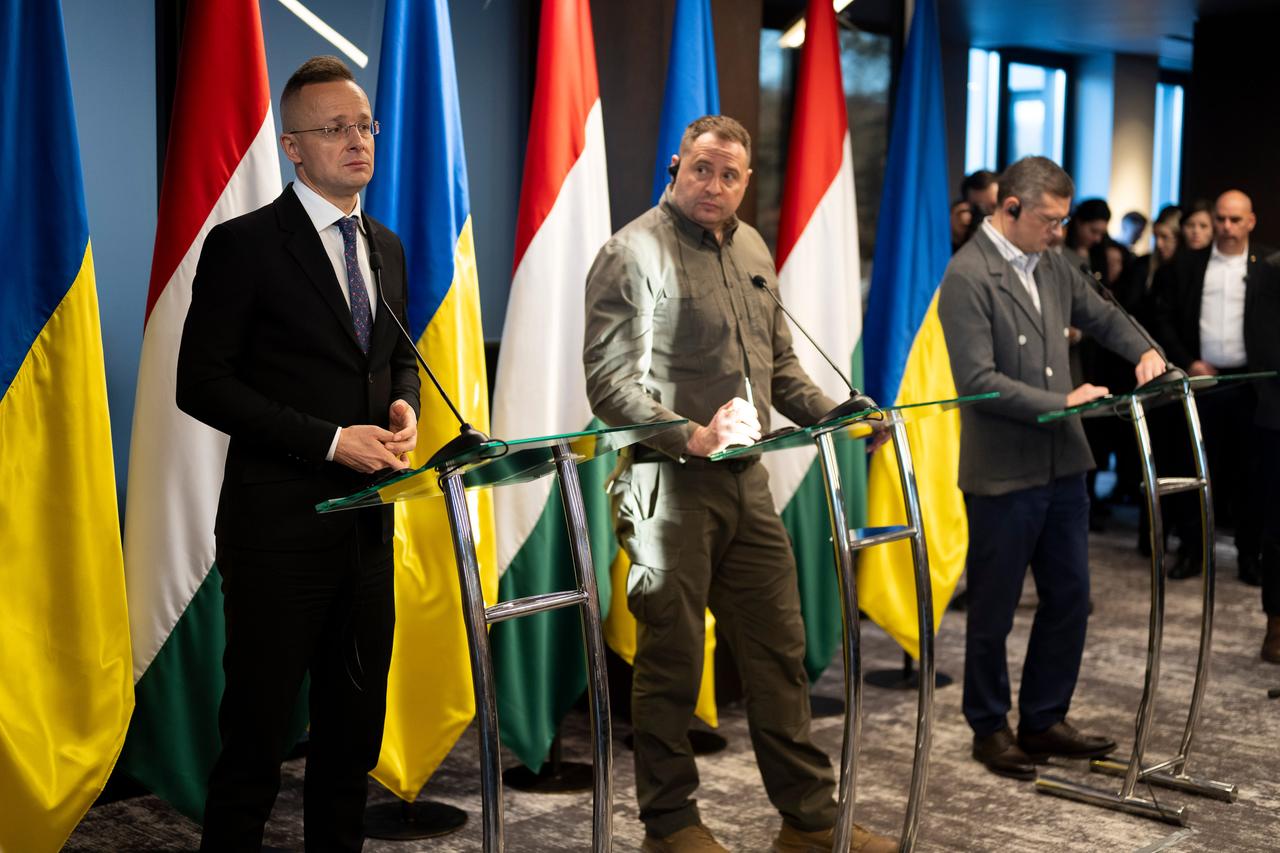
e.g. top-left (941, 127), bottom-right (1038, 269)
top-left (764, 0), bottom-right (1277, 71)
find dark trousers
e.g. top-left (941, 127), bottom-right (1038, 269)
top-left (615, 461), bottom-right (836, 838)
top-left (1167, 378), bottom-right (1261, 560)
top-left (1261, 427), bottom-right (1280, 616)
top-left (963, 475), bottom-right (1091, 737)
top-left (201, 514), bottom-right (395, 852)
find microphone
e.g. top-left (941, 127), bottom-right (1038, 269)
top-left (1082, 270), bottom-right (1186, 388)
top-left (750, 274), bottom-right (877, 423)
top-left (368, 246), bottom-right (491, 468)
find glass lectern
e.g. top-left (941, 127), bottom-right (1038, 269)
top-left (713, 392), bottom-right (997, 853)
top-left (1034, 372), bottom-right (1275, 825)
top-left (319, 419), bottom-right (688, 853)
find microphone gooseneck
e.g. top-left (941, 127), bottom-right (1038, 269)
top-left (1084, 272), bottom-right (1187, 389)
top-left (749, 274), bottom-right (877, 423)
top-left (368, 248), bottom-right (491, 468)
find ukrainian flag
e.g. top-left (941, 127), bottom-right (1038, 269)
top-left (858, 0), bottom-right (966, 658)
top-left (364, 0), bottom-right (496, 800)
top-left (0, 1), bottom-right (133, 849)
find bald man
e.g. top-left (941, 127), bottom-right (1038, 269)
top-left (1151, 190), bottom-right (1274, 585)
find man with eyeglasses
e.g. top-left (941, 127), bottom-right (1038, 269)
top-left (937, 156), bottom-right (1166, 781)
top-left (177, 55), bottom-right (419, 851)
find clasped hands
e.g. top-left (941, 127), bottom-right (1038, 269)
top-left (333, 399), bottom-right (418, 474)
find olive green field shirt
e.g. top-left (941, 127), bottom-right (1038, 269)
top-left (583, 190), bottom-right (836, 459)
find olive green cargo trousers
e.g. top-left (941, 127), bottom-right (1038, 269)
top-left (613, 458), bottom-right (838, 838)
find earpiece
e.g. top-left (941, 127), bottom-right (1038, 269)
top-left (668, 157), bottom-right (680, 180)
top-left (1008, 201), bottom-right (1022, 219)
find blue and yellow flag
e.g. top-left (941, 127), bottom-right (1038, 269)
top-left (364, 0), bottom-right (496, 801)
top-left (858, 0), bottom-right (966, 659)
top-left (0, 1), bottom-right (133, 849)
top-left (649, 0), bottom-right (720, 204)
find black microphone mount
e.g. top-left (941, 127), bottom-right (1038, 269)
top-left (368, 249), bottom-right (491, 469)
top-left (749, 274), bottom-right (877, 423)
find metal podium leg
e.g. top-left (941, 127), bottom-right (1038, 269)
top-left (1038, 395), bottom-right (1188, 825)
top-left (815, 431), bottom-right (861, 853)
top-left (551, 443), bottom-right (613, 852)
top-left (1089, 388), bottom-right (1237, 802)
top-left (1120, 394), bottom-right (1167, 798)
top-left (885, 410), bottom-right (936, 853)
top-left (441, 472), bottom-right (506, 852)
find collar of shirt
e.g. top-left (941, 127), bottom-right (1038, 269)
top-left (292, 179), bottom-right (364, 234)
top-left (661, 186), bottom-right (739, 247)
top-left (982, 216), bottom-right (1041, 279)
top-left (1209, 241), bottom-right (1249, 267)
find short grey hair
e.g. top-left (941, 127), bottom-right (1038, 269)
top-left (997, 156), bottom-right (1074, 208)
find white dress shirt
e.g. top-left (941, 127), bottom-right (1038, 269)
top-left (290, 181), bottom-right (378, 461)
top-left (983, 217), bottom-right (1042, 314)
top-left (1199, 242), bottom-right (1249, 368)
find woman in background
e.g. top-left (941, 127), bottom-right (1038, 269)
top-left (1180, 199), bottom-right (1213, 251)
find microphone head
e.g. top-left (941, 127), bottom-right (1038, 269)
top-left (369, 251), bottom-right (383, 272)
top-left (750, 274), bottom-right (768, 289)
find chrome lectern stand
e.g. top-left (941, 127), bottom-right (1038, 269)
top-left (318, 419), bottom-right (687, 852)
top-left (1034, 372), bottom-right (1273, 825)
top-left (712, 393), bottom-right (996, 853)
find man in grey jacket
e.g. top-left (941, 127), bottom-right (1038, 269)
top-left (937, 156), bottom-right (1166, 780)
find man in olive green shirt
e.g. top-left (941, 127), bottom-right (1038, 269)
top-left (583, 116), bottom-right (894, 853)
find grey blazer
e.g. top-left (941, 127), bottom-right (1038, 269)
top-left (937, 229), bottom-right (1154, 496)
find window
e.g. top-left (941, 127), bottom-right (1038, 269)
top-left (965, 48), bottom-right (1000, 174)
top-left (1005, 61), bottom-right (1067, 164)
top-left (1151, 81), bottom-right (1184, 215)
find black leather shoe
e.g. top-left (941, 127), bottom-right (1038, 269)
top-left (973, 727), bottom-right (1036, 780)
top-left (1018, 721), bottom-right (1116, 760)
top-left (1167, 551), bottom-right (1200, 580)
top-left (1238, 552), bottom-right (1262, 586)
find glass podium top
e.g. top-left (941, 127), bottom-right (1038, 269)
top-left (709, 392), bottom-right (998, 462)
top-left (1037, 371), bottom-right (1276, 423)
top-left (316, 419), bottom-right (687, 513)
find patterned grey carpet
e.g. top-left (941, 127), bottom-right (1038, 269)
top-left (68, 509), bottom-right (1280, 851)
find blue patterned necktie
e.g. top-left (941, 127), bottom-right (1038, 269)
top-left (337, 216), bottom-right (373, 354)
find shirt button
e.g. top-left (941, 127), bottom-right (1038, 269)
top-left (1018, 334), bottom-right (1027, 345)
top-left (1063, 327), bottom-right (1070, 337)
top-left (1045, 366), bottom-right (1054, 377)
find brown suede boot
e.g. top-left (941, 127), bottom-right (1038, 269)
top-left (771, 821), bottom-right (898, 853)
top-left (641, 823), bottom-right (730, 853)
top-left (1262, 615), bottom-right (1280, 664)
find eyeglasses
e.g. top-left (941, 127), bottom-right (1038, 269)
top-left (287, 121), bottom-right (380, 140)
top-left (1030, 209), bottom-right (1070, 230)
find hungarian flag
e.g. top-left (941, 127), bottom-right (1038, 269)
top-left (119, 0), bottom-right (281, 817)
top-left (489, 0), bottom-right (614, 771)
top-left (0, 2), bottom-right (133, 848)
top-left (767, 0), bottom-right (866, 680)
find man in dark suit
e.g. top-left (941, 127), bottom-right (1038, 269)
top-left (1150, 190), bottom-right (1270, 584)
top-left (177, 56), bottom-right (420, 851)
top-left (938, 156), bottom-right (1166, 781)
top-left (1247, 252), bottom-right (1280, 662)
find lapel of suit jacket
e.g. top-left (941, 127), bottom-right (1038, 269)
top-left (976, 229), bottom-right (1046, 338)
top-left (276, 184), bottom-right (366, 355)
